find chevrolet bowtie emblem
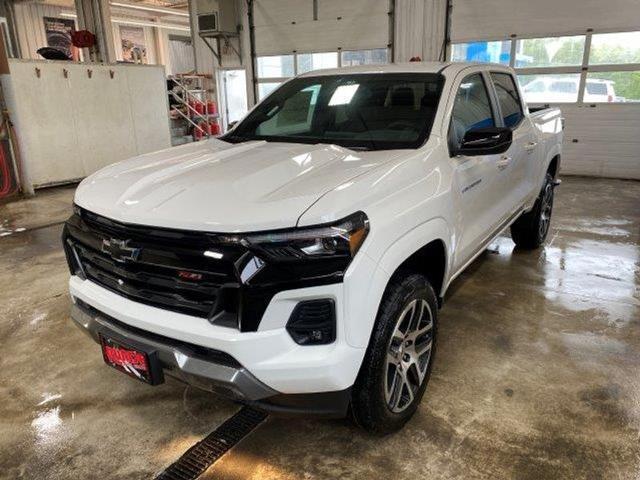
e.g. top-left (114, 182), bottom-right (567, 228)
top-left (101, 238), bottom-right (141, 263)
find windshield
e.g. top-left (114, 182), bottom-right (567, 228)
top-left (223, 73), bottom-right (444, 150)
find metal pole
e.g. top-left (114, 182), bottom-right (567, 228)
top-left (388, 0), bottom-right (395, 63)
top-left (577, 29), bottom-right (593, 105)
top-left (246, 0), bottom-right (258, 104)
top-left (441, 0), bottom-right (452, 62)
top-left (74, 0), bottom-right (115, 62)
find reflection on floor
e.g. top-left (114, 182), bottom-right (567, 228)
top-left (0, 177), bottom-right (638, 479)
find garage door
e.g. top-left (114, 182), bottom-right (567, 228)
top-left (253, 0), bottom-right (389, 55)
top-left (252, 0), bottom-right (392, 100)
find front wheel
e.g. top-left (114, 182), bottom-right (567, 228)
top-left (351, 274), bottom-right (438, 434)
top-left (510, 173), bottom-right (555, 249)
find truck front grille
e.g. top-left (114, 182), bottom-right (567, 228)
top-left (64, 209), bottom-right (244, 322)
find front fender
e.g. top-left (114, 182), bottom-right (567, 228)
top-left (343, 217), bottom-right (452, 348)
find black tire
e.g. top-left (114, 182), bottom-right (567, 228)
top-left (510, 173), bottom-right (555, 249)
top-left (351, 273), bottom-right (438, 434)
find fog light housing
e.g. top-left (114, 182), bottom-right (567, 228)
top-left (286, 299), bottom-right (336, 345)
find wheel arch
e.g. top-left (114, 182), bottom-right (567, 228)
top-left (391, 239), bottom-right (447, 302)
top-left (345, 218), bottom-right (452, 349)
top-left (547, 154), bottom-right (561, 180)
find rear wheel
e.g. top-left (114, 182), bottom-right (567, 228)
top-left (351, 274), bottom-right (437, 434)
top-left (510, 173), bottom-right (554, 249)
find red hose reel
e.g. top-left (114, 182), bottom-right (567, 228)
top-left (71, 30), bottom-right (96, 49)
top-left (0, 143), bottom-right (16, 198)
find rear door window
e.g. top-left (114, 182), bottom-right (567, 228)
top-left (490, 72), bottom-right (524, 128)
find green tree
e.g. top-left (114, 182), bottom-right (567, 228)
top-left (518, 36), bottom-right (640, 101)
top-left (519, 37), bottom-right (584, 66)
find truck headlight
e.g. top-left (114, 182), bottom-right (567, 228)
top-left (220, 211), bottom-right (369, 262)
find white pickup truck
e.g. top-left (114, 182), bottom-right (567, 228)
top-left (64, 62), bottom-right (562, 433)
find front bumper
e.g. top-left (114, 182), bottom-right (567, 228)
top-left (71, 300), bottom-right (277, 400)
top-left (69, 275), bottom-right (364, 392)
top-left (71, 299), bottom-right (352, 417)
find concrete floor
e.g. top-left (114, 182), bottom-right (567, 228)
top-left (0, 177), bottom-right (638, 480)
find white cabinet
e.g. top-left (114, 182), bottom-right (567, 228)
top-left (1, 60), bottom-right (171, 189)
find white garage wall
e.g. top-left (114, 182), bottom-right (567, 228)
top-left (253, 0), bottom-right (389, 55)
top-left (164, 32), bottom-right (195, 75)
top-left (13, 2), bottom-right (75, 60)
top-left (394, 0), bottom-right (447, 62)
top-left (451, 0), bottom-right (640, 42)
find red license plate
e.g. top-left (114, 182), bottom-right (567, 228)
top-left (100, 335), bottom-right (157, 384)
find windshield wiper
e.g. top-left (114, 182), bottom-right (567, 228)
top-left (222, 134), bottom-right (251, 144)
top-left (346, 145), bottom-right (373, 151)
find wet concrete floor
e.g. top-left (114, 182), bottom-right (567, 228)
top-left (0, 177), bottom-right (638, 479)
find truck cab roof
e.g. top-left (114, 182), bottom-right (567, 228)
top-left (297, 61), bottom-right (513, 78)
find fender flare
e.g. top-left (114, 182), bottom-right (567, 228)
top-left (344, 217), bottom-right (452, 348)
top-left (526, 148), bottom-right (561, 211)
top-left (540, 147), bottom-right (562, 187)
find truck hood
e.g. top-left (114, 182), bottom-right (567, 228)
top-left (75, 138), bottom-right (401, 232)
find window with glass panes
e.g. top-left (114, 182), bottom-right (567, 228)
top-left (450, 30), bottom-right (640, 104)
top-left (256, 48), bottom-right (390, 100)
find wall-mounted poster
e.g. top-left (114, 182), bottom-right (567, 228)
top-left (120, 25), bottom-right (147, 63)
top-left (43, 16), bottom-right (79, 61)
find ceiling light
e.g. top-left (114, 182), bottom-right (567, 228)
top-left (110, 1), bottom-right (189, 18)
top-left (114, 17), bottom-right (190, 31)
top-left (59, 11), bottom-right (190, 31)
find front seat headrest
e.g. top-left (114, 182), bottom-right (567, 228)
top-left (391, 87), bottom-right (415, 107)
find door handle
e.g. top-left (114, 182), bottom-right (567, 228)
top-left (496, 155), bottom-right (511, 170)
top-left (524, 141), bottom-right (538, 152)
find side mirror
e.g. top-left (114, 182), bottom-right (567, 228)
top-left (457, 127), bottom-right (512, 156)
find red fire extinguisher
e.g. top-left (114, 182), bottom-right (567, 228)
top-left (209, 121), bottom-right (221, 135)
top-left (193, 122), bottom-right (206, 141)
top-left (206, 100), bottom-right (217, 116)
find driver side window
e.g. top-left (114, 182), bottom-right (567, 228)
top-left (448, 73), bottom-right (495, 154)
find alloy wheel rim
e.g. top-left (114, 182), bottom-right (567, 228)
top-left (384, 299), bottom-right (434, 413)
top-left (539, 184), bottom-right (553, 239)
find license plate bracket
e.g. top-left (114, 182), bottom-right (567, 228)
top-left (99, 333), bottom-right (164, 385)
